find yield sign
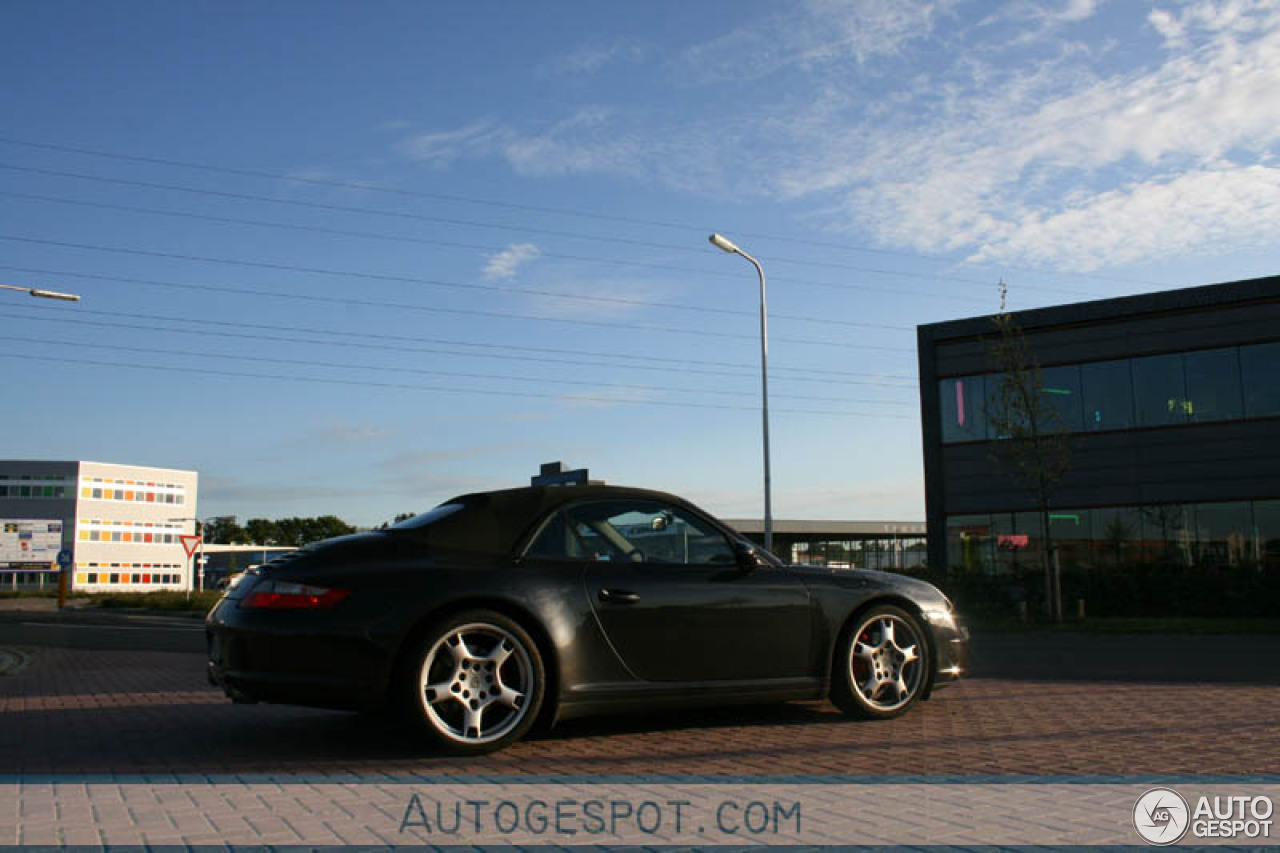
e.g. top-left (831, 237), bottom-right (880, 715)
top-left (180, 535), bottom-right (203, 558)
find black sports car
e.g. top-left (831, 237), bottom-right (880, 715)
top-left (207, 483), bottom-right (968, 754)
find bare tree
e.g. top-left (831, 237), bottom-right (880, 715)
top-left (986, 284), bottom-right (1072, 621)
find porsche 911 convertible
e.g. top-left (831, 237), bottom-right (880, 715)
top-left (207, 482), bottom-right (968, 754)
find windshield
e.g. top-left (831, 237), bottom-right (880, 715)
top-left (390, 503), bottom-right (466, 531)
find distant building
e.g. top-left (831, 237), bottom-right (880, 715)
top-left (725, 519), bottom-right (927, 571)
top-left (0, 460), bottom-right (198, 591)
top-left (917, 274), bottom-right (1280, 578)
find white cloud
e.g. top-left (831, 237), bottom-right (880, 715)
top-left (802, 1), bottom-right (1280, 268)
top-left (396, 121), bottom-right (509, 166)
top-left (546, 38), bottom-right (648, 75)
top-left (1058, 0), bottom-right (1101, 22)
top-left (394, 0), bottom-right (1280, 273)
top-left (483, 243), bottom-right (541, 280)
top-left (1148, 8), bottom-right (1187, 45)
top-left (972, 165), bottom-right (1280, 269)
top-left (1149, 0), bottom-right (1274, 48)
top-left (677, 0), bottom-right (953, 82)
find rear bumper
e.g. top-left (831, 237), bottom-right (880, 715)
top-left (205, 598), bottom-right (392, 711)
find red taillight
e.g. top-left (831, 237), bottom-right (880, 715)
top-left (241, 580), bottom-right (351, 610)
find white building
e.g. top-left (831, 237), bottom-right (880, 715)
top-left (0, 460), bottom-right (198, 591)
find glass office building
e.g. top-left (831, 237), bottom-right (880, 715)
top-left (917, 275), bottom-right (1280, 595)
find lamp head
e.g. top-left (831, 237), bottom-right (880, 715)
top-left (708, 233), bottom-right (741, 254)
top-left (30, 289), bottom-right (81, 302)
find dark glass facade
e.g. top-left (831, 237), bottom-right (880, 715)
top-left (938, 341), bottom-right (1280, 444)
top-left (946, 500), bottom-right (1279, 574)
top-left (920, 275), bottom-right (1280, 617)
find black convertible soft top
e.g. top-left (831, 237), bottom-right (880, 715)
top-left (421, 484), bottom-right (706, 555)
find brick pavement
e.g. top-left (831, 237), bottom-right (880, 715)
top-left (1, 645), bottom-right (1276, 777)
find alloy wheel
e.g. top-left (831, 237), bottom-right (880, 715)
top-left (418, 622), bottom-right (534, 745)
top-left (848, 613), bottom-right (924, 712)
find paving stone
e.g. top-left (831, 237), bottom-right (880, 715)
top-left (0, 645), bottom-right (1274, 779)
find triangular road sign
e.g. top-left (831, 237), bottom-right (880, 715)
top-left (180, 535), bottom-right (203, 558)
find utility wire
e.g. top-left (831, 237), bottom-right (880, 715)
top-left (0, 136), bottom-right (1169, 291)
top-left (0, 162), bottom-right (1002, 302)
top-left (0, 233), bottom-right (916, 353)
top-left (2, 333), bottom-right (915, 406)
top-left (0, 189), bottom-right (917, 331)
top-left (0, 162), bottom-right (1108, 300)
top-left (0, 303), bottom-right (920, 387)
top-left (0, 352), bottom-right (917, 419)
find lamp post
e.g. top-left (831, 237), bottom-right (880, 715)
top-left (708, 233), bottom-right (773, 554)
top-left (0, 283), bottom-right (81, 301)
top-left (2, 283), bottom-right (81, 606)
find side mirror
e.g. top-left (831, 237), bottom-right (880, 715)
top-left (733, 541), bottom-right (767, 571)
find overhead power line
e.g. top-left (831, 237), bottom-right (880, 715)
top-left (0, 352), bottom-right (917, 420)
top-left (0, 136), bottom-right (1169, 291)
top-left (0, 302), bottom-right (920, 387)
top-left (0, 162), bottom-right (1005, 302)
top-left (2, 333), bottom-right (915, 407)
top-left (0, 233), bottom-right (916, 353)
top-left (0, 189), bottom-right (917, 331)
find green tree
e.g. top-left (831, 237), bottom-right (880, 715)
top-left (986, 290), bottom-right (1072, 621)
top-left (245, 518), bottom-right (281, 546)
top-left (203, 517), bottom-right (249, 545)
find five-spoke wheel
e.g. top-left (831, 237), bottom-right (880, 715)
top-left (409, 611), bottom-right (544, 754)
top-left (831, 605), bottom-right (929, 719)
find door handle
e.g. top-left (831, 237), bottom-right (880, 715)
top-left (599, 588), bottom-right (640, 604)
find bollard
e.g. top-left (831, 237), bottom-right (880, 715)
top-left (1076, 598), bottom-right (1086, 620)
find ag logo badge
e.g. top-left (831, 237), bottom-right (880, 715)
top-left (1134, 787), bottom-right (1190, 845)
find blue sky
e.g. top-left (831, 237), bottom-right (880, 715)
top-left (2, 0), bottom-right (1279, 527)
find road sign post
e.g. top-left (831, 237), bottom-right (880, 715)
top-left (180, 535), bottom-right (203, 597)
top-left (56, 548), bottom-right (73, 610)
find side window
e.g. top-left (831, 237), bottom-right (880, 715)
top-left (556, 500), bottom-right (737, 566)
top-left (523, 510), bottom-right (615, 562)
top-left (524, 511), bottom-right (576, 561)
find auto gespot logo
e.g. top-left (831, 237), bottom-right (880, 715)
top-left (1133, 788), bottom-right (1274, 845)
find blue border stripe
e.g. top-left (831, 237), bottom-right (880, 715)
top-left (2, 772), bottom-right (1278, 785)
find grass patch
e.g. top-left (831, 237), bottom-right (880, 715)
top-left (89, 590), bottom-right (223, 614)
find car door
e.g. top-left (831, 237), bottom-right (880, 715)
top-left (558, 499), bottom-right (812, 683)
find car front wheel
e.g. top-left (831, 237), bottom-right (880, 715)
top-left (407, 610), bottom-right (545, 754)
top-left (831, 605), bottom-right (929, 720)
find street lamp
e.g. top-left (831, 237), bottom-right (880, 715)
top-left (708, 233), bottom-right (773, 554)
top-left (0, 282), bottom-right (81, 301)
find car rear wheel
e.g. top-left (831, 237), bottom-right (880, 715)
top-left (407, 610), bottom-right (545, 754)
top-left (831, 604), bottom-right (929, 720)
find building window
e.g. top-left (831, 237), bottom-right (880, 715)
top-left (945, 515), bottom-right (993, 573)
top-left (1241, 341), bottom-right (1280, 418)
top-left (1138, 504), bottom-right (1194, 566)
top-left (1255, 500), bottom-right (1280, 571)
top-left (939, 375), bottom-right (987, 442)
top-left (1132, 353), bottom-right (1188, 427)
top-left (1039, 365), bottom-right (1084, 432)
top-left (1192, 502), bottom-right (1254, 568)
top-left (1184, 347), bottom-right (1243, 423)
top-left (1047, 509), bottom-right (1092, 569)
top-left (1090, 506), bottom-right (1145, 568)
